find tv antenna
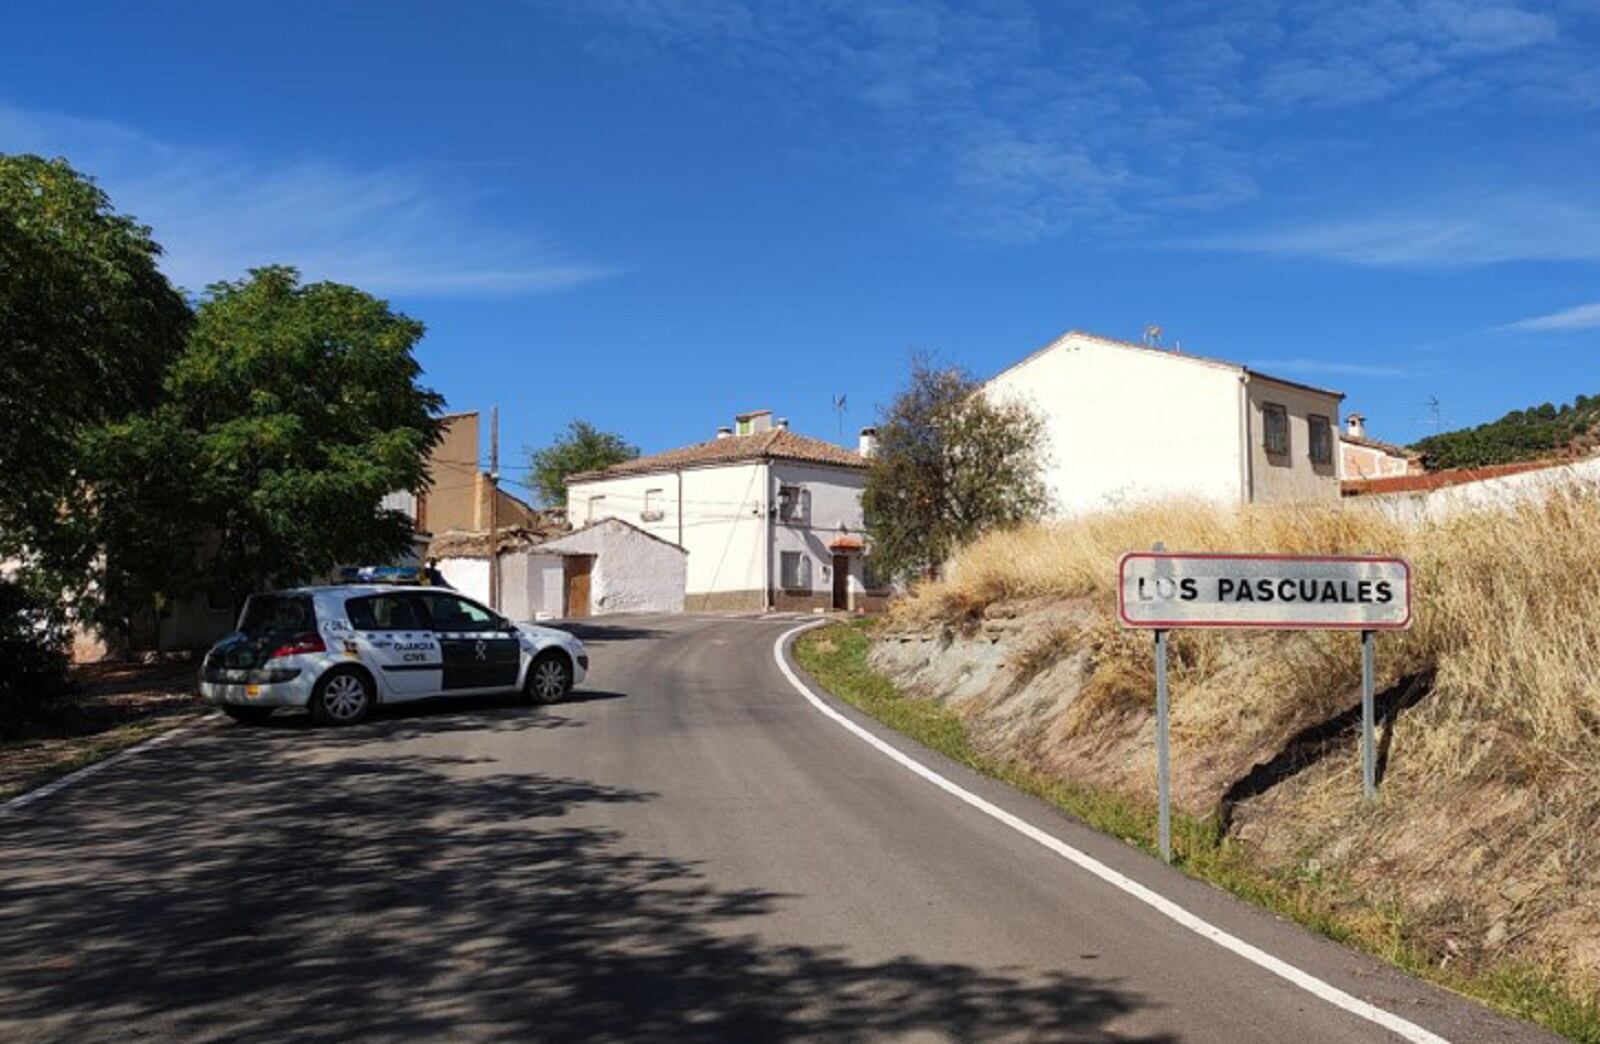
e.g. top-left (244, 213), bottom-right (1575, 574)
top-left (1143, 324), bottom-right (1164, 347)
top-left (1424, 395), bottom-right (1442, 434)
top-left (832, 393), bottom-right (848, 438)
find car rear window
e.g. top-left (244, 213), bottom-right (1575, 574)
top-left (238, 595), bottom-right (316, 636)
top-left (346, 594), bottom-right (423, 631)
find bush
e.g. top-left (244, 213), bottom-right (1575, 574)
top-left (0, 577), bottom-right (72, 739)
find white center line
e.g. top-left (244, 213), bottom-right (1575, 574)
top-left (773, 623), bottom-right (1450, 1044)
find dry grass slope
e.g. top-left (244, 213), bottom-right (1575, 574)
top-left (890, 491), bottom-right (1600, 999)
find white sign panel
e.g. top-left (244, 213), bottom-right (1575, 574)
top-left (1118, 552), bottom-right (1412, 630)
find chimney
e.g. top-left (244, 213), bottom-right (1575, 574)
top-left (775, 417), bottom-right (789, 430)
top-left (735, 409), bottom-right (772, 435)
top-left (1346, 413), bottom-right (1367, 440)
top-left (715, 426), bottom-right (733, 440)
top-left (858, 426), bottom-right (878, 459)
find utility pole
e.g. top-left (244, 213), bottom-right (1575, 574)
top-left (488, 405), bottom-right (500, 612)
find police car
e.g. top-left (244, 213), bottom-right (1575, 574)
top-left (199, 585), bottom-right (589, 726)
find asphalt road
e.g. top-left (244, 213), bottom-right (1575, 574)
top-left (0, 614), bottom-right (1561, 1043)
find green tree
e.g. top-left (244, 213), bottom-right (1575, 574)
top-left (862, 358), bottom-right (1049, 581)
top-left (88, 267), bottom-right (444, 618)
top-left (1414, 390), bottom-right (1600, 469)
top-left (0, 155), bottom-right (191, 558)
top-left (529, 420), bottom-right (639, 507)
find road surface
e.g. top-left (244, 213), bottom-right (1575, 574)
top-left (0, 615), bottom-right (1559, 1042)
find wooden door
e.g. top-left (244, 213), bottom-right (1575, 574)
top-left (564, 556), bottom-right (594, 618)
top-left (831, 554), bottom-right (849, 611)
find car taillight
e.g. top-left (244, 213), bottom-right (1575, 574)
top-left (269, 633), bottom-right (326, 659)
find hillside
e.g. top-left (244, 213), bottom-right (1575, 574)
top-left (867, 495), bottom-right (1600, 1035)
top-left (1415, 393), bottom-right (1600, 469)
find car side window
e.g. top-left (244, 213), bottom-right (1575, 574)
top-left (346, 594), bottom-right (423, 631)
top-left (421, 593), bottom-right (497, 632)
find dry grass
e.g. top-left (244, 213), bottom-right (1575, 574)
top-left (890, 491), bottom-right (1600, 1000)
top-left (896, 491), bottom-right (1600, 790)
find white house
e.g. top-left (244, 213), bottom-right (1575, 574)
top-left (566, 410), bottom-right (888, 612)
top-left (985, 330), bottom-right (1345, 514)
top-left (431, 519), bottom-right (686, 619)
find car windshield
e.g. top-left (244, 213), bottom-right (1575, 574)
top-left (237, 594), bottom-right (316, 636)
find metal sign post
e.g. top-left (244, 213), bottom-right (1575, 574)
top-left (1154, 626), bottom-right (1172, 863)
top-left (1118, 550), bottom-right (1413, 859)
top-left (1361, 629), bottom-right (1376, 803)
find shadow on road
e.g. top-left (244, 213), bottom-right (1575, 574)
top-left (0, 723), bottom-right (1174, 1042)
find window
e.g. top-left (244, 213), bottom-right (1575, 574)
top-left (419, 593), bottom-right (499, 632)
top-left (1308, 414), bottom-right (1334, 466)
top-left (737, 418), bottom-right (752, 436)
top-left (642, 488), bottom-right (664, 522)
top-left (347, 594), bottom-right (424, 631)
top-left (1263, 402), bottom-right (1290, 456)
top-left (238, 595), bottom-right (316, 637)
top-left (777, 485), bottom-right (810, 525)
top-left (586, 495), bottom-right (606, 525)
top-left (780, 551), bottom-right (812, 591)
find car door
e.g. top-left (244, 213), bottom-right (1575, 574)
top-left (344, 592), bottom-right (441, 699)
top-left (418, 592), bottom-right (521, 693)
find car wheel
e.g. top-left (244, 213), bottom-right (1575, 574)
top-left (310, 667), bottom-right (374, 726)
top-left (525, 651), bottom-right (573, 705)
top-left (222, 705), bottom-right (274, 725)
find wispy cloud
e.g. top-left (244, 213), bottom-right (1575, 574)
top-left (1251, 357), bottom-right (1410, 378)
top-left (532, 0), bottom-right (1595, 246)
top-left (0, 104), bottom-right (616, 297)
top-left (1196, 197), bottom-right (1600, 267)
top-left (1501, 300), bottom-right (1600, 332)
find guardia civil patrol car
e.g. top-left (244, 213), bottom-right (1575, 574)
top-left (200, 585), bottom-right (588, 725)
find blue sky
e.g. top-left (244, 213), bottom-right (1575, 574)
top-left (5, 1), bottom-right (1599, 490)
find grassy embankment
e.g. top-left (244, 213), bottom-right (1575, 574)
top-left (795, 490), bottom-right (1600, 1043)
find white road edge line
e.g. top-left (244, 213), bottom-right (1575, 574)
top-left (0, 713), bottom-right (221, 818)
top-left (774, 623), bottom-right (1450, 1044)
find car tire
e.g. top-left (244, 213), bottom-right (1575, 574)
top-left (525, 651), bottom-right (573, 705)
top-left (309, 666), bottom-right (375, 726)
top-left (221, 705), bottom-right (274, 725)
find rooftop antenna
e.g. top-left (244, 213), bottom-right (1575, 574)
top-left (832, 393), bottom-right (847, 439)
top-left (1143, 324), bottom-right (1164, 347)
top-left (1426, 395), bottom-right (1442, 434)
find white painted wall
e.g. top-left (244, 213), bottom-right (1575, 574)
top-left (986, 335), bottom-right (1248, 514)
top-left (436, 556), bottom-right (489, 605)
top-left (569, 454), bottom-right (873, 606)
top-left (569, 461), bottom-right (768, 600)
top-left (985, 333), bottom-right (1342, 513)
top-left (1357, 457), bottom-right (1600, 523)
top-left (540, 519), bottom-right (686, 614)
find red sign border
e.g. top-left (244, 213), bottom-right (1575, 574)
top-left (1117, 551), bottom-right (1413, 631)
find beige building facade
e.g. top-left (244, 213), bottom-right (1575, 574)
top-left (985, 330), bottom-right (1344, 514)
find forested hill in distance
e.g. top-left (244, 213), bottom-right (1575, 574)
top-left (1413, 393), bottom-right (1600, 470)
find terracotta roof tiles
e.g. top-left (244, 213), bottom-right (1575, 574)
top-left (568, 428), bottom-right (866, 482)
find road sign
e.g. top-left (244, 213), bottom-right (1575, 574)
top-left (1118, 552), bottom-right (1411, 631)
top-left (1123, 548), bottom-right (1414, 861)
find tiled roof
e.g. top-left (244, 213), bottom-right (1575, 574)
top-left (1341, 458), bottom-right (1566, 497)
top-left (1340, 432), bottom-right (1417, 459)
top-left (568, 428), bottom-right (867, 482)
top-left (427, 515), bottom-right (568, 559)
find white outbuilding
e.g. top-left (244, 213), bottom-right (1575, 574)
top-left (430, 519), bottom-right (686, 620)
top-left (535, 518), bottom-right (687, 617)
